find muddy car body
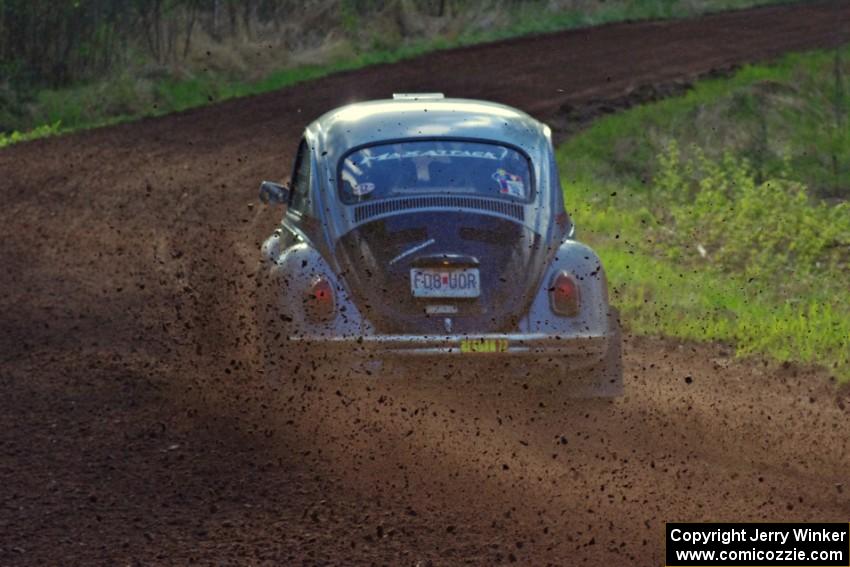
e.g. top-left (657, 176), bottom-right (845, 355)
top-left (257, 94), bottom-right (622, 396)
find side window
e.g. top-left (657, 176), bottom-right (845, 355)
top-left (289, 139), bottom-right (311, 213)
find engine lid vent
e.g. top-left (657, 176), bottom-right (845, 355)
top-left (353, 195), bottom-right (524, 224)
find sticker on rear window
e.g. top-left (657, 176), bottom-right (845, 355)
top-left (352, 182), bottom-right (375, 196)
top-left (358, 148), bottom-right (507, 166)
top-left (492, 168), bottom-right (525, 198)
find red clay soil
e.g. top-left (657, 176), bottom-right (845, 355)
top-left (2, 2), bottom-right (850, 565)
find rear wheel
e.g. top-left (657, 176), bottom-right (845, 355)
top-left (571, 308), bottom-right (624, 398)
top-left (533, 309), bottom-right (624, 400)
top-left (259, 328), bottom-right (301, 393)
top-left (255, 298), bottom-right (322, 396)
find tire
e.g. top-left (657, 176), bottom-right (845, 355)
top-left (258, 326), bottom-right (296, 394)
top-left (570, 308), bottom-right (624, 398)
top-left (255, 298), bottom-right (316, 395)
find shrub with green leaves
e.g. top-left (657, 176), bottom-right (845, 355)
top-left (653, 142), bottom-right (850, 284)
top-left (0, 0), bottom-right (800, 148)
top-left (558, 47), bottom-right (850, 381)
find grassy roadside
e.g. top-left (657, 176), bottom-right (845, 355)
top-left (557, 46), bottom-right (850, 380)
top-left (0, 0), bottom-right (794, 149)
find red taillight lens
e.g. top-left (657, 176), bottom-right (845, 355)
top-left (550, 271), bottom-right (580, 317)
top-left (304, 277), bottom-right (335, 320)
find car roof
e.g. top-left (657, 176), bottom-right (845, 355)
top-left (309, 96), bottom-right (551, 157)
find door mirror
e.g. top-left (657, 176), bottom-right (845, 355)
top-left (258, 180), bottom-right (290, 205)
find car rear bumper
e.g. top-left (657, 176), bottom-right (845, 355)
top-left (287, 332), bottom-right (609, 360)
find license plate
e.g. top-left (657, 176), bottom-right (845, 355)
top-left (410, 267), bottom-right (480, 298)
top-left (461, 338), bottom-right (508, 353)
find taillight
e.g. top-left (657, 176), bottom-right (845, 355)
top-left (550, 271), bottom-right (580, 317)
top-left (304, 276), bottom-right (335, 320)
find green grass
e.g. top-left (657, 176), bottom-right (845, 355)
top-left (563, 47), bottom-right (850, 197)
top-left (1, 0), bottom-right (794, 147)
top-left (599, 243), bottom-right (850, 374)
top-left (0, 121), bottom-right (62, 148)
top-left (558, 46), bottom-right (850, 380)
top-left (2, 46), bottom-right (444, 146)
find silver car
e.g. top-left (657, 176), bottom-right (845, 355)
top-left (257, 94), bottom-right (622, 397)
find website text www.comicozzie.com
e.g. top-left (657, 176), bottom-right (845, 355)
top-left (673, 548), bottom-right (844, 563)
top-left (666, 523), bottom-right (850, 567)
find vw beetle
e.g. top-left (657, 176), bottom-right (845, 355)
top-left (257, 93), bottom-right (622, 397)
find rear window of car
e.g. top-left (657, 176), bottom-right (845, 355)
top-left (338, 140), bottom-right (533, 204)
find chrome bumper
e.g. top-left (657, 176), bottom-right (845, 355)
top-left (287, 332), bottom-right (609, 359)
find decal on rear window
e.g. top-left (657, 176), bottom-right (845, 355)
top-left (352, 182), bottom-right (375, 196)
top-left (339, 140), bottom-right (533, 204)
top-left (358, 148), bottom-right (507, 165)
top-left (491, 168), bottom-right (526, 198)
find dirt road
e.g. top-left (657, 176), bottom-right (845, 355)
top-left (2, 1), bottom-right (849, 564)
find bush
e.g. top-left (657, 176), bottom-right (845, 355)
top-left (1, 0), bottom-right (798, 147)
top-left (653, 142), bottom-right (850, 285)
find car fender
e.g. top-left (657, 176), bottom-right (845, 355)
top-left (520, 239), bottom-right (610, 337)
top-left (258, 238), bottom-right (373, 338)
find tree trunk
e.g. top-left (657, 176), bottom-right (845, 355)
top-left (184, 2), bottom-right (198, 59)
top-left (832, 47), bottom-right (845, 196)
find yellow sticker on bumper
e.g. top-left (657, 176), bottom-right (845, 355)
top-left (460, 338), bottom-right (509, 353)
